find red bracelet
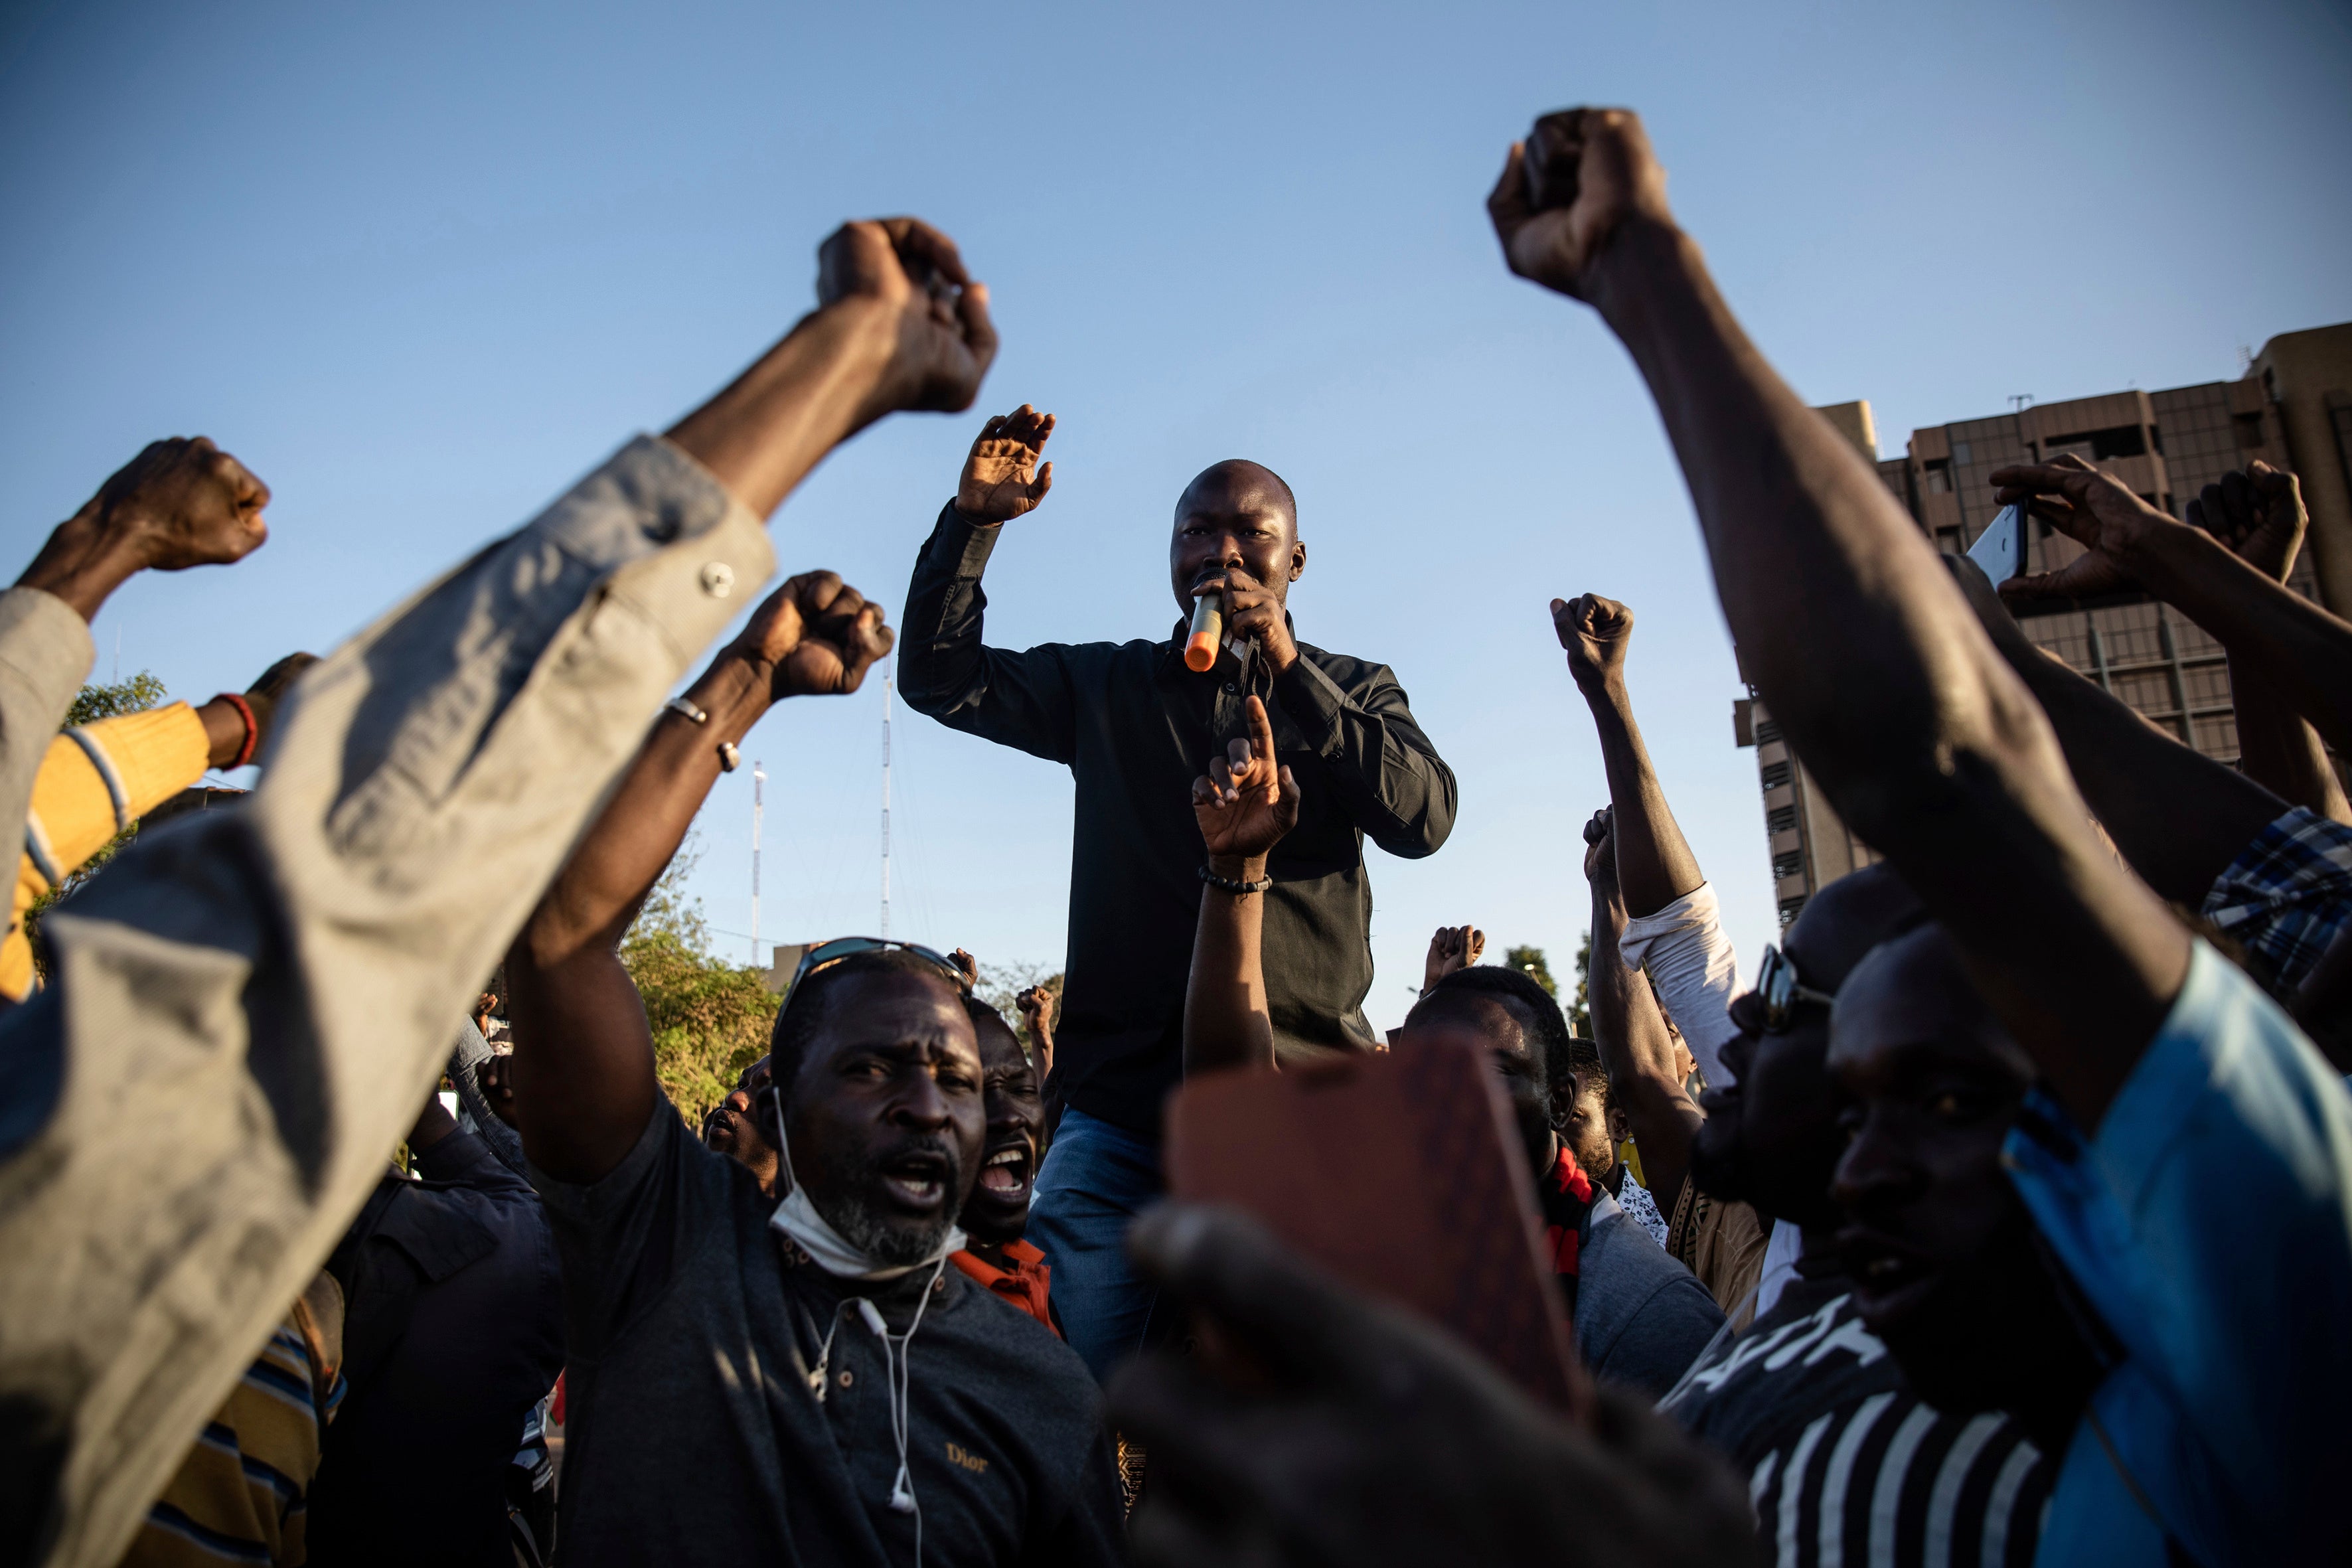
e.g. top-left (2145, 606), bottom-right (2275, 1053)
top-left (215, 691), bottom-right (259, 769)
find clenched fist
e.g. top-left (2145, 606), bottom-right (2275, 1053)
top-left (1553, 593), bottom-right (1634, 695)
top-left (1488, 108), bottom-right (1676, 302)
top-left (728, 572), bottom-right (896, 700)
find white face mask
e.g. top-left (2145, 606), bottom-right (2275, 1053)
top-left (765, 1088), bottom-right (965, 1281)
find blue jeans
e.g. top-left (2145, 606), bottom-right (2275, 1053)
top-left (1026, 1108), bottom-right (1168, 1383)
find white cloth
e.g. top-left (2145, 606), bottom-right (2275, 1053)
top-left (1617, 1170), bottom-right (1670, 1247)
top-left (1617, 882), bottom-right (1743, 1088)
top-left (769, 1186), bottom-right (966, 1282)
top-left (1751, 1218), bottom-right (1804, 1318)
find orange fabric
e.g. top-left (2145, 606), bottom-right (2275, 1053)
top-left (950, 1239), bottom-right (1058, 1336)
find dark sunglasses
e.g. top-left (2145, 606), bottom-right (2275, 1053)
top-left (777, 936), bottom-right (969, 1012)
top-left (1755, 943), bottom-right (1838, 1033)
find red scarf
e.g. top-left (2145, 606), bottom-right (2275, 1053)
top-left (1539, 1146), bottom-right (1597, 1315)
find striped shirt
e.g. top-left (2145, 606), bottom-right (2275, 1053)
top-left (121, 1309), bottom-right (344, 1566)
top-left (1659, 1275), bottom-right (2052, 1568)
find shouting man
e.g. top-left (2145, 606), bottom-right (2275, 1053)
top-left (901, 405), bottom-right (1457, 1379)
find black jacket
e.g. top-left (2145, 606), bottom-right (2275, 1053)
top-left (902, 503), bottom-right (1457, 1135)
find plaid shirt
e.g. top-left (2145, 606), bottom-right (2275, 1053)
top-left (2199, 806), bottom-right (2352, 996)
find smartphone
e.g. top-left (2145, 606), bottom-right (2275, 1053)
top-left (1164, 1040), bottom-right (1589, 1418)
top-left (1966, 503), bottom-right (2024, 584)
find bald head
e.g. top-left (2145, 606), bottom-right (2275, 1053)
top-left (1168, 459), bottom-right (1307, 615)
top-left (1177, 460), bottom-right (1296, 536)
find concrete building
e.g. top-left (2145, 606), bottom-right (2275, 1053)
top-left (1738, 322), bottom-right (2352, 929)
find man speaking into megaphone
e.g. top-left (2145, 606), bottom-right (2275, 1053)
top-left (900, 402), bottom-right (1457, 1379)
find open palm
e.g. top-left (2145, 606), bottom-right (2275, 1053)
top-left (1192, 696), bottom-right (1300, 862)
top-left (958, 404), bottom-right (1056, 522)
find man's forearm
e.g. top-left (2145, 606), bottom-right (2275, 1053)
top-left (665, 301), bottom-right (898, 518)
top-left (1182, 855), bottom-right (1275, 1076)
top-left (1587, 216), bottom-right (2185, 1121)
top-left (509, 647), bottom-right (777, 1181)
top-left (2229, 651), bottom-right (2350, 823)
top-left (2121, 522), bottom-right (2352, 761)
top-left (1579, 678), bottom-right (1703, 917)
top-left (1998, 644), bottom-right (2285, 905)
top-left (1587, 878), bottom-right (1698, 1211)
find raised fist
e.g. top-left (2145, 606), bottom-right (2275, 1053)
top-left (1552, 593), bottom-right (1634, 694)
top-left (1488, 108), bottom-right (1675, 301)
top-left (957, 405), bottom-right (1056, 523)
top-left (817, 217), bottom-right (998, 415)
top-left (2188, 460), bottom-right (2305, 584)
top-left (730, 571), bottom-right (895, 700)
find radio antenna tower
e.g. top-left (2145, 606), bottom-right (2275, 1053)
top-left (749, 761), bottom-right (765, 967)
top-left (880, 666), bottom-right (894, 939)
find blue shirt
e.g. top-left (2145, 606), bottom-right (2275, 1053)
top-left (2005, 941), bottom-right (2352, 1567)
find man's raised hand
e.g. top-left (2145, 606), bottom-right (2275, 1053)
top-left (957, 405), bottom-right (1057, 523)
top-left (1192, 694), bottom-right (1300, 866)
top-left (2189, 461), bottom-right (2306, 584)
top-left (1214, 566), bottom-right (1301, 675)
top-left (728, 572), bottom-right (895, 700)
top-left (1991, 453), bottom-right (2175, 602)
top-left (19, 437), bottom-right (271, 621)
top-left (817, 217), bottom-right (998, 416)
top-left (1581, 805), bottom-right (1619, 886)
top-left (1553, 593), bottom-right (1634, 694)
top-left (1488, 108), bottom-right (1676, 302)
top-left (1423, 925), bottom-right (1486, 994)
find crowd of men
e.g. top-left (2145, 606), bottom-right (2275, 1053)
top-left (0, 104), bottom-right (2345, 1568)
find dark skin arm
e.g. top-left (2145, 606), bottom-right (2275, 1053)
top-left (1555, 593), bottom-right (1704, 917)
top-left (1998, 455), bottom-right (2352, 766)
top-left (1182, 696), bottom-right (1300, 1077)
top-left (1014, 985), bottom-right (1057, 1079)
top-left (2182, 464), bottom-right (2347, 823)
top-left (507, 576), bottom-right (893, 1182)
top-left (16, 436), bottom-right (271, 622)
top-left (1947, 555), bottom-right (2288, 906)
top-left (1492, 109), bottom-right (2184, 1125)
top-left (1582, 809), bottom-right (1701, 1213)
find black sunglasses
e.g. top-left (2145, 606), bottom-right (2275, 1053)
top-left (777, 937), bottom-right (969, 1012)
top-left (1755, 943), bottom-right (1838, 1033)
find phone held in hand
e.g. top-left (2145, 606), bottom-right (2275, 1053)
top-left (1165, 1040), bottom-right (1591, 1421)
top-left (1966, 503), bottom-right (2024, 585)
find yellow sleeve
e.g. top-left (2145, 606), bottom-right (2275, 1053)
top-left (6, 704), bottom-right (212, 998)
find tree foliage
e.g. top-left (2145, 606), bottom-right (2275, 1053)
top-left (974, 959), bottom-right (1061, 1061)
top-left (1568, 929), bottom-right (1592, 1039)
top-left (621, 832), bottom-right (781, 1125)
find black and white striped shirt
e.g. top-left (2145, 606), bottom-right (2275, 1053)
top-left (1659, 1274), bottom-right (2053, 1568)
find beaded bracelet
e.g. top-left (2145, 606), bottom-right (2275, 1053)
top-left (1198, 864), bottom-right (1273, 896)
top-left (213, 692), bottom-right (259, 769)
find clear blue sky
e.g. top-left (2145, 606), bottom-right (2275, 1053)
top-left (3, 0), bottom-right (2346, 1032)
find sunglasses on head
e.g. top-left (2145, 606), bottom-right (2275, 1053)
top-left (777, 937), bottom-right (969, 1012)
top-left (1755, 943), bottom-right (1838, 1033)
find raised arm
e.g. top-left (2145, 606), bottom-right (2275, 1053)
top-left (1182, 695), bottom-right (1300, 1076)
top-left (1582, 809), bottom-right (1702, 1214)
top-left (1999, 455), bottom-right (2352, 769)
top-left (1490, 109), bottom-right (2183, 1125)
top-left (1946, 555), bottom-right (2288, 907)
top-left (508, 574), bottom-right (893, 1182)
top-left (1555, 594), bottom-right (1702, 917)
top-left (896, 405), bottom-right (1082, 761)
top-left (2182, 465), bottom-right (2347, 822)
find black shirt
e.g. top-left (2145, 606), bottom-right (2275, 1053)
top-left (532, 1101), bottom-right (1123, 1568)
top-left (1657, 1271), bottom-right (2054, 1568)
top-left (311, 1129), bottom-right (564, 1567)
top-left (901, 503), bottom-right (1457, 1136)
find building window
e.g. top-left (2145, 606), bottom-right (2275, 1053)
top-left (1772, 851), bottom-right (1804, 881)
top-left (1952, 440), bottom-right (1973, 466)
top-left (1760, 760), bottom-right (1792, 789)
top-left (1766, 805), bottom-right (1796, 833)
top-left (1924, 459), bottom-right (1952, 494)
top-left (2233, 412), bottom-right (2264, 449)
top-left (1755, 719), bottom-right (1781, 744)
top-left (2041, 425), bottom-right (2146, 460)
top-left (1937, 527), bottom-right (1963, 554)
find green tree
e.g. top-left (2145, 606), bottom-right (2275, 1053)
top-left (1505, 943), bottom-right (1557, 998)
top-left (975, 960), bottom-right (1062, 1063)
top-left (620, 832), bottom-right (781, 1125)
top-left (27, 673), bottom-right (172, 980)
top-left (1568, 929), bottom-right (1592, 1038)
top-left (66, 670), bottom-right (169, 728)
